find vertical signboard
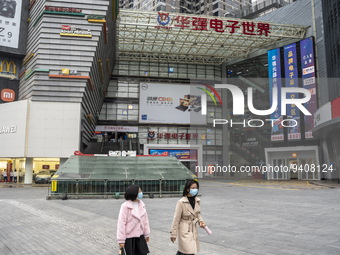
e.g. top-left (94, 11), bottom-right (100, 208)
top-left (0, 0), bottom-right (22, 49)
top-left (268, 48), bottom-right (284, 141)
top-left (300, 37), bottom-right (317, 139)
top-left (284, 43), bottom-right (301, 140)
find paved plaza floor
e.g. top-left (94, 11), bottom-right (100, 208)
top-left (1, 179), bottom-right (340, 255)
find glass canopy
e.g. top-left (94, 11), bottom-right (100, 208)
top-left (117, 10), bottom-right (307, 65)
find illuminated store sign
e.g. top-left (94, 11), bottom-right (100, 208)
top-left (284, 43), bottom-right (301, 140)
top-left (149, 149), bottom-right (197, 160)
top-left (156, 12), bottom-right (271, 36)
top-left (1, 89), bottom-right (15, 102)
top-left (60, 68), bottom-right (80, 76)
top-left (44, 6), bottom-right (84, 16)
top-left (268, 48), bottom-right (283, 141)
top-left (148, 131), bottom-right (198, 140)
top-left (87, 15), bottom-right (106, 23)
top-left (45, 6), bottom-right (81, 13)
top-left (0, 60), bottom-right (17, 79)
top-left (60, 25), bottom-right (92, 38)
top-left (300, 37), bottom-right (317, 139)
top-left (95, 126), bottom-right (139, 132)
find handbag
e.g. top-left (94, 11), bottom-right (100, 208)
top-left (119, 247), bottom-right (127, 255)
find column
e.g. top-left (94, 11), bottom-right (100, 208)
top-left (221, 62), bottom-right (230, 177)
top-left (24, 158), bottom-right (33, 184)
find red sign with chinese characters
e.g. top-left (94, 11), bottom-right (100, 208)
top-left (148, 131), bottom-right (198, 140)
top-left (45, 6), bottom-right (82, 13)
top-left (156, 12), bottom-right (270, 36)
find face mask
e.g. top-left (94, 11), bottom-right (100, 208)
top-left (137, 192), bottom-right (143, 200)
top-left (189, 189), bottom-right (198, 197)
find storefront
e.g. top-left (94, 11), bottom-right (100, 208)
top-left (0, 158), bottom-right (60, 183)
top-left (0, 100), bottom-right (81, 184)
top-left (265, 146), bottom-right (320, 180)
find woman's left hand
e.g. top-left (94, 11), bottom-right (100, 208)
top-left (145, 236), bottom-right (150, 242)
top-left (199, 221), bottom-right (206, 228)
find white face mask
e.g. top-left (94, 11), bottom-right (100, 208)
top-left (189, 189), bottom-right (198, 196)
top-left (137, 192), bottom-right (143, 200)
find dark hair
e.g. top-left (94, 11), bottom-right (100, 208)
top-left (183, 179), bottom-right (199, 197)
top-left (124, 185), bottom-right (140, 201)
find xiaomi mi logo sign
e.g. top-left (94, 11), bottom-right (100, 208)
top-left (1, 89), bottom-right (15, 102)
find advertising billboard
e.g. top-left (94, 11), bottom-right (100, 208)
top-left (149, 149), bottom-right (197, 160)
top-left (268, 48), bottom-right (284, 141)
top-left (0, 0), bottom-right (22, 49)
top-left (284, 43), bottom-right (301, 140)
top-left (139, 83), bottom-right (206, 125)
top-left (300, 37), bottom-right (317, 139)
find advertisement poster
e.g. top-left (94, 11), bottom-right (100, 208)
top-left (300, 37), bottom-right (317, 139)
top-left (284, 43), bottom-right (301, 140)
top-left (268, 48), bottom-right (284, 141)
top-left (149, 149), bottom-right (197, 160)
top-left (0, 0), bottom-right (22, 49)
top-left (139, 83), bottom-right (206, 124)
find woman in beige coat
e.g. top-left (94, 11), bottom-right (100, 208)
top-left (170, 180), bottom-right (206, 255)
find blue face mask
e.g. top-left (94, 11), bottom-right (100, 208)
top-left (189, 189), bottom-right (198, 197)
top-left (137, 192), bottom-right (143, 200)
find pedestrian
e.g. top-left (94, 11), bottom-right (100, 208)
top-left (13, 169), bottom-right (18, 183)
top-left (170, 180), bottom-right (206, 255)
top-left (117, 185), bottom-right (150, 255)
top-left (3, 169), bottom-right (8, 183)
top-left (10, 170), bottom-right (13, 182)
top-left (19, 170), bottom-right (24, 183)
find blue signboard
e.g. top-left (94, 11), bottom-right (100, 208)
top-left (284, 43), bottom-right (301, 140)
top-left (268, 48), bottom-right (284, 141)
top-left (149, 149), bottom-right (197, 160)
top-left (300, 37), bottom-right (317, 139)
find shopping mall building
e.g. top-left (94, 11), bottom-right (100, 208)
top-left (0, 0), bottom-right (339, 183)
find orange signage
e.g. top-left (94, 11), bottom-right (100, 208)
top-left (1, 89), bottom-right (15, 102)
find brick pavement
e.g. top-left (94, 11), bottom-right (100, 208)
top-left (1, 179), bottom-right (340, 255)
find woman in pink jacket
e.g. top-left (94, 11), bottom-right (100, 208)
top-left (117, 185), bottom-right (150, 255)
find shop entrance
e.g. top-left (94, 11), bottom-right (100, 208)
top-left (265, 146), bottom-right (320, 180)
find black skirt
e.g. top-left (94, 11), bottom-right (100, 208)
top-left (124, 235), bottom-right (150, 255)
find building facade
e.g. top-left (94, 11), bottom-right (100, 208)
top-left (2, 0), bottom-right (338, 184)
top-left (312, 0), bottom-right (340, 182)
top-left (243, 0), bottom-right (296, 18)
top-left (119, 0), bottom-right (252, 17)
top-left (0, 0), bottom-right (117, 184)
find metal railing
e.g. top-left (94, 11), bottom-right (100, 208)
top-left (47, 179), bottom-right (187, 199)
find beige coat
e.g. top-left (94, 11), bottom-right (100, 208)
top-left (170, 196), bottom-right (204, 254)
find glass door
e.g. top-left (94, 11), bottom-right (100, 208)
top-left (271, 158), bottom-right (289, 180)
top-left (300, 158), bottom-right (319, 180)
top-left (288, 159), bottom-right (299, 179)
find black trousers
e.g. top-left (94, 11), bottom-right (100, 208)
top-left (176, 251), bottom-right (194, 255)
top-left (124, 235), bottom-right (149, 255)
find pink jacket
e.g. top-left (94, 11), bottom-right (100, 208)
top-left (117, 200), bottom-right (150, 243)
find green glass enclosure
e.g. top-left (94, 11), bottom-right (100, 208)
top-left (48, 156), bottom-right (196, 199)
